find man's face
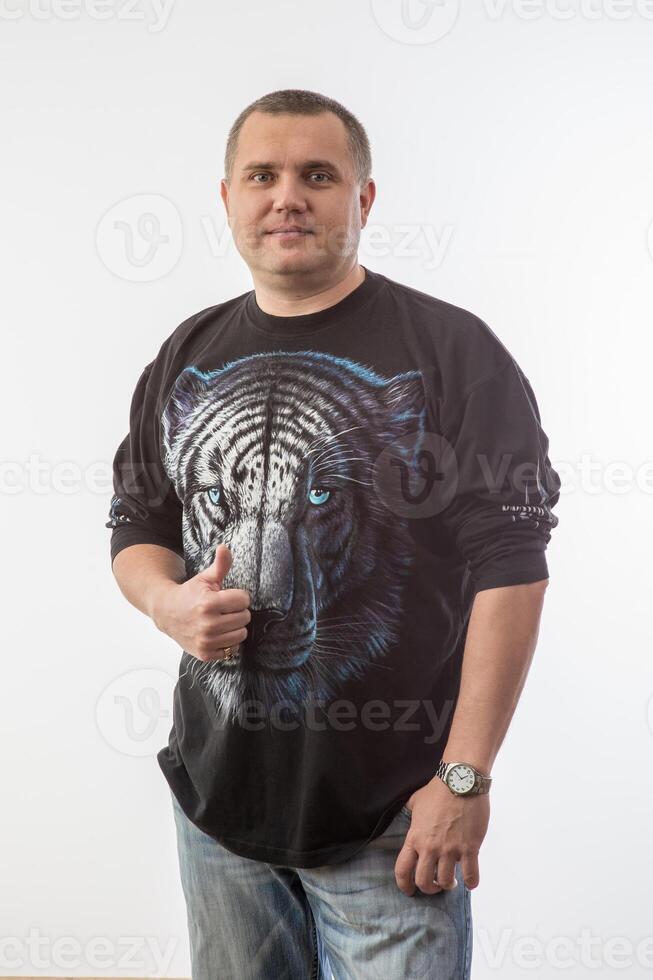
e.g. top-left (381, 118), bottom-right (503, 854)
top-left (220, 110), bottom-right (374, 282)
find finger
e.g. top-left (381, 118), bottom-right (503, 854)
top-left (219, 587), bottom-right (251, 610)
top-left (197, 543), bottom-right (233, 588)
top-left (434, 856), bottom-right (459, 891)
top-left (394, 843), bottom-right (418, 896)
top-left (213, 626), bottom-right (248, 649)
top-left (414, 850), bottom-right (443, 895)
top-left (461, 851), bottom-right (480, 890)
top-left (204, 609), bottom-right (251, 635)
top-left (195, 628), bottom-right (248, 660)
top-left (201, 589), bottom-right (252, 616)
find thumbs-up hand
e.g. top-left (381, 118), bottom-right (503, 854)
top-left (152, 543), bottom-right (251, 662)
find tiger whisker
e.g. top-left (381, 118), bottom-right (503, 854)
top-left (328, 476), bottom-right (375, 487)
top-left (311, 646), bottom-right (394, 671)
top-left (317, 628), bottom-right (375, 638)
top-left (311, 645), bottom-right (383, 665)
top-left (312, 454), bottom-right (366, 468)
top-left (316, 616), bottom-right (374, 624)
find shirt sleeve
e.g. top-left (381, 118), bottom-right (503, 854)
top-left (436, 355), bottom-right (560, 594)
top-left (105, 361), bottom-right (184, 569)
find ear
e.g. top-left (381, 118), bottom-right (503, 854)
top-left (379, 369), bottom-right (426, 432)
top-left (161, 366), bottom-right (209, 452)
top-left (220, 178), bottom-right (230, 221)
top-left (378, 369), bottom-right (427, 466)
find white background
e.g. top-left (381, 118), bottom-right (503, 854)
top-left (2, 1), bottom-right (652, 977)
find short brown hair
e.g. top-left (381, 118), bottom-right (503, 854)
top-left (224, 89), bottom-right (372, 187)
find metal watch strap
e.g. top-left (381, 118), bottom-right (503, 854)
top-left (435, 759), bottom-right (492, 795)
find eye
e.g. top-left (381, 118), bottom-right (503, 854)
top-left (308, 487), bottom-right (330, 506)
top-left (207, 487), bottom-right (221, 505)
top-left (308, 172), bottom-right (331, 183)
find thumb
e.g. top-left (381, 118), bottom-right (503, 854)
top-left (198, 542), bottom-right (232, 589)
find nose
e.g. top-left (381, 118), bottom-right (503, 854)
top-left (272, 176), bottom-right (308, 214)
top-left (243, 607), bottom-right (287, 652)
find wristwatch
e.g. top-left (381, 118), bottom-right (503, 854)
top-left (435, 759), bottom-right (492, 796)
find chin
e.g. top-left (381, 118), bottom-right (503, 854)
top-left (264, 254), bottom-right (322, 276)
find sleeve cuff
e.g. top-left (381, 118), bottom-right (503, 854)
top-left (471, 555), bottom-right (550, 594)
top-left (110, 527), bottom-right (185, 568)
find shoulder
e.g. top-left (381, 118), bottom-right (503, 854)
top-left (148, 289), bottom-right (250, 375)
top-left (127, 290), bottom-right (250, 415)
top-left (375, 270), bottom-right (514, 394)
top-left (161, 290), bottom-right (250, 357)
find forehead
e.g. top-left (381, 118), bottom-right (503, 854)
top-left (234, 110), bottom-right (353, 175)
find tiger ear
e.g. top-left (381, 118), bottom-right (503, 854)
top-left (161, 366), bottom-right (209, 451)
top-left (379, 370), bottom-right (427, 441)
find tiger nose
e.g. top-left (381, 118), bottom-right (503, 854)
top-left (245, 607), bottom-right (286, 648)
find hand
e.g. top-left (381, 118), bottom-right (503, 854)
top-left (394, 775), bottom-right (489, 896)
top-left (151, 543), bottom-right (251, 662)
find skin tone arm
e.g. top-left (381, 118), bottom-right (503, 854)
top-left (112, 543), bottom-right (251, 661)
top-left (112, 544), bottom-right (187, 619)
top-left (394, 579), bottom-right (549, 897)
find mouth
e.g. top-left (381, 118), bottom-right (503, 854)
top-left (266, 228), bottom-right (313, 240)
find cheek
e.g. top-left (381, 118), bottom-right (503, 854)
top-left (227, 202), bottom-right (267, 247)
top-left (313, 200), bottom-right (360, 246)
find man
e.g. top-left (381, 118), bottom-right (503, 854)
top-left (107, 88), bottom-right (560, 979)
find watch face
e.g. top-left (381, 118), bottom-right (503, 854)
top-left (447, 764), bottom-right (475, 794)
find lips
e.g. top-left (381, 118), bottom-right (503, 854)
top-left (267, 227), bottom-right (313, 235)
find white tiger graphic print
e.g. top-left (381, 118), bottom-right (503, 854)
top-left (160, 350), bottom-right (427, 723)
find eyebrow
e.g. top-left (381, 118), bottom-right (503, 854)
top-left (241, 159), bottom-right (342, 176)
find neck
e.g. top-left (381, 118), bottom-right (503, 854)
top-left (251, 262), bottom-right (365, 317)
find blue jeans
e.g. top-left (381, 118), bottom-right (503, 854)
top-left (170, 791), bottom-right (473, 979)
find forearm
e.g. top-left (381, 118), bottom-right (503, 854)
top-left (442, 580), bottom-right (549, 774)
top-left (111, 543), bottom-right (187, 624)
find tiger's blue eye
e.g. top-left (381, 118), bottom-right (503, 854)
top-left (207, 487), bottom-right (221, 505)
top-left (308, 488), bottom-right (330, 506)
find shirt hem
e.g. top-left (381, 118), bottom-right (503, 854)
top-left (159, 746), bottom-right (410, 869)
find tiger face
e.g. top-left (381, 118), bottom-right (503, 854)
top-left (161, 350), bottom-right (427, 722)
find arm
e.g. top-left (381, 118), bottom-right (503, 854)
top-left (441, 578), bottom-right (548, 774)
top-left (395, 580), bottom-right (548, 899)
top-left (112, 543), bottom-right (187, 623)
top-left (395, 352), bottom-right (560, 897)
top-left (107, 359), bottom-right (250, 658)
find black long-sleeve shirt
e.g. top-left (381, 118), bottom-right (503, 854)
top-left (106, 265), bottom-right (560, 867)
